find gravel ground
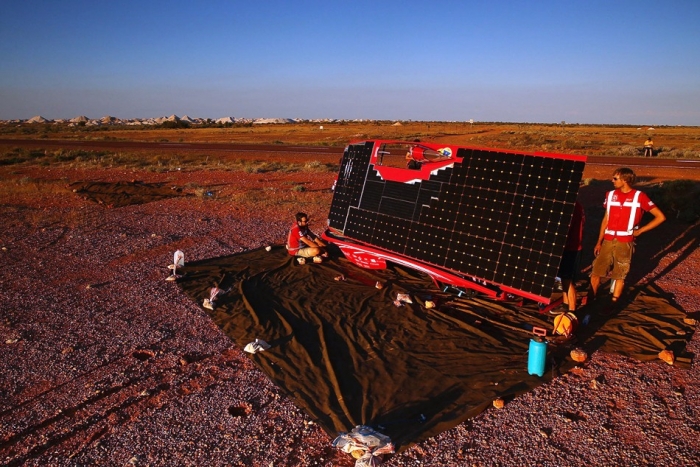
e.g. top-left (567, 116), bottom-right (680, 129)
top-left (1, 163), bottom-right (699, 467)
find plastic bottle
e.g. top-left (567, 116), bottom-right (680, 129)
top-left (528, 337), bottom-right (547, 377)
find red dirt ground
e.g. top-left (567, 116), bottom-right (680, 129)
top-left (1, 143), bottom-right (700, 466)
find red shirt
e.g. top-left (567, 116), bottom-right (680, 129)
top-left (287, 224), bottom-right (317, 255)
top-left (603, 189), bottom-right (656, 242)
top-left (564, 201), bottom-right (585, 251)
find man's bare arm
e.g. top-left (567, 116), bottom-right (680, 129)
top-left (634, 207), bottom-right (666, 237)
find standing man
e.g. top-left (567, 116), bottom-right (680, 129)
top-left (551, 200), bottom-right (585, 314)
top-left (589, 168), bottom-right (665, 311)
top-left (643, 137), bottom-right (654, 157)
top-left (287, 212), bottom-right (326, 261)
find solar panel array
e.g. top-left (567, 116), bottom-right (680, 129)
top-left (328, 141), bottom-right (586, 301)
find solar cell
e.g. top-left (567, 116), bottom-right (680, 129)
top-left (326, 140), bottom-right (586, 303)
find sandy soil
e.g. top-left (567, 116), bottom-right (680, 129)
top-left (4, 121), bottom-right (699, 152)
top-left (1, 145), bottom-right (700, 466)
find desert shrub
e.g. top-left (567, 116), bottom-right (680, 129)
top-left (0, 148), bottom-right (48, 164)
top-left (645, 180), bottom-right (700, 222)
top-left (0, 148), bottom-right (29, 165)
top-left (160, 120), bottom-right (190, 129)
top-left (242, 161), bottom-right (289, 173)
top-left (29, 149), bottom-right (45, 159)
top-left (602, 139), bottom-right (626, 147)
top-left (660, 148), bottom-right (700, 159)
top-left (52, 150), bottom-right (76, 162)
top-left (0, 147), bottom-right (119, 166)
top-left (503, 132), bottom-right (551, 148)
top-left (55, 149), bottom-right (107, 163)
top-left (618, 146), bottom-right (641, 157)
top-left (0, 156), bottom-right (24, 166)
top-left (0, 176), bottom-right (69, 201)
top-left (560, 139), bottom-right (588, 150)
top-left (302, 160), bottom-right (337, 172)
top-left (304, 160), bottom-right (322, 171)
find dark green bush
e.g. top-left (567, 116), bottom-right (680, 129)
top-left (160, 120), bottom-right (190, 129)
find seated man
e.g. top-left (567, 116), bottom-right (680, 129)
top-left (405, 149), bottom-right (422, 170)
top-left (286, 212), bottom-right (327, 260)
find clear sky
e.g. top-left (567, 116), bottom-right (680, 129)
top-left (1, 1), bottom-right (699, 125)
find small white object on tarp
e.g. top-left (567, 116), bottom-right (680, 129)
top-left (202, 286), bottom-right (223, 310)
top-left (244, 339), bottom-right (271, 354)
top-left (332, 425), bottom-right (395, 467)
top-left (396, 293), bottom-right (412, 304)
top-left (166, 250), bottom-right (185, 281)
top-left (393, 293), bottom-right (413, 307)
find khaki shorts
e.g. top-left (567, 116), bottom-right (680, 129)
top-left (591, 239), bottom-right (634, 280)
top-left (296, 247), bottom-right (319, 258)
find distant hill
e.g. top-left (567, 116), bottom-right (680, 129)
top-left (2, 115), bottom-right (360, 126)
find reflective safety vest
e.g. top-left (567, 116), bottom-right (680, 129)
top-left (603, 190), bottom-right (642, 241)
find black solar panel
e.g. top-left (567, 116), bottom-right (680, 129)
top-left (328, 141), bottom-right (586, 302)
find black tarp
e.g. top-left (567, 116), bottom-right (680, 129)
top-left (177, 246), bottom-right (695, 451)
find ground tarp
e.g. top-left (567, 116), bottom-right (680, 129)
top-left (575, 282), bottom-right (695, 365)
top-left (177, 246), bottom-right (695, 450)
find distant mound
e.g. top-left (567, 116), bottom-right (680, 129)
top-left (27, 115), bottom-right (49, 123)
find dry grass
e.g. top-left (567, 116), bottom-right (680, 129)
top-left (0, 175), bottom-right (68, 198)
top-left (0, 146), bottom-right (339, 173)
top-left (1, 122), bottom-right (699, 233)
top-left (3, 121), bottom-right (700, 158)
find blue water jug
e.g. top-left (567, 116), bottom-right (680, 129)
top-left (528, 337), bottom-right (547, 377)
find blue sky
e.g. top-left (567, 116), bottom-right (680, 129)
top-left (1, 1), bottom-right (699, 124)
